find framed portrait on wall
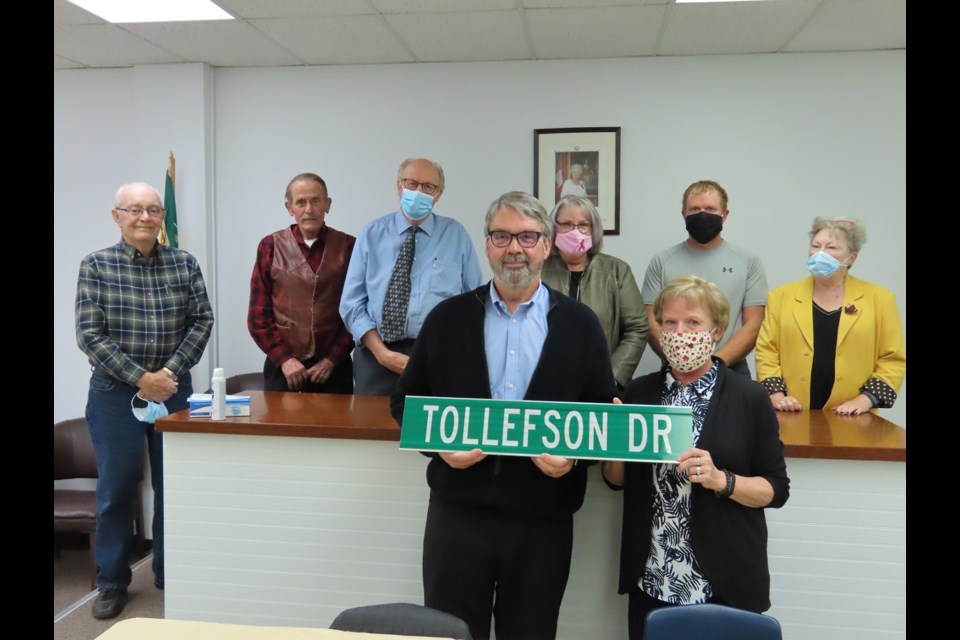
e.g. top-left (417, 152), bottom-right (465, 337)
top-left (534, 127), bottom-right (621, 235)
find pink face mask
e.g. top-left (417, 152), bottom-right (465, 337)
top-left (554, 229), bottom-right (592, 256)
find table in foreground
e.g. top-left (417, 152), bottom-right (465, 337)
top-left (158, 392), bottom-right (905, 640)
top-left (95, 617), bottom-right (449, 640)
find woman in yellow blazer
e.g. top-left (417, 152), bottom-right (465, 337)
top-left (755, 217), bottom-right (905, 415)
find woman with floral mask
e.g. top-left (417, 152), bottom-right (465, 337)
top-left (755, 217), bottom-right (905, 415)
top-left (541, 195), bottom-right (648, 389)
top-left (603, 275), bottom-right (790, 640)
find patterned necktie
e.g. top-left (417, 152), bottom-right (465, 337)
top-left (380, 226), bottom-right (418, 343)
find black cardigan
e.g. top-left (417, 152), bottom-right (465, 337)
top-left (614, 363), bottom-right (790, 612)
top-left (391, 282), bottom-right (618, 518)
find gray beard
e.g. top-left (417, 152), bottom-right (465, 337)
top-left (494, 253), bottom-right (537, 289)
top-left (495, 266), bottom-right (534, 289)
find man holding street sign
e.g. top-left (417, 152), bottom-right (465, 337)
top-left (391, 191), bottom-right (618, 640)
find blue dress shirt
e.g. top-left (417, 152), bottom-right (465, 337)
top-left (484, 281), bottom-right (550, 400)
top-left (340, 210), bottom-right (482, 344)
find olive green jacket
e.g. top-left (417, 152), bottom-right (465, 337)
top-left (541, 253), bottom-right (649, 386)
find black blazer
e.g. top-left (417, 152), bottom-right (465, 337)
top-left (614, 362), bottom-right (789, 612)
top-left (391, 282), bottom-right (618, 518)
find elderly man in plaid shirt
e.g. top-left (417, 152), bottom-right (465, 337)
top-left (75, 182), bottom-right (214, 620)
top-left (247, 173), bottom-right (356, 393)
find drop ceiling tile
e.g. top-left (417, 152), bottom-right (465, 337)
top-left (124, 20), bottom-right (302, 67)
top-left (524, 0), bottom-right (664, 8)
top-left (385, 10), bottom-right (529, 62)
top-left (528, 5), bottom-right (665, 59)
top-left (217, 0), bottom-right (373, 19)
top-left (55, 53), bottom-right (86, 69)
top-left (785, 0), bottom-right (905, 51)
top-left (252, 15), bottom-right (415, 65)
top-left (372, 0), bottom-right (516, 12)
top-left (659, 0), bottom-right (820, 56)
top-left (55, 24), bottom-right (184, 68)
top-left (54, 0), bottom-right (107, 26)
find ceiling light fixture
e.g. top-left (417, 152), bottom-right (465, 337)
top-left (66, 0), bottom-right (233, 23)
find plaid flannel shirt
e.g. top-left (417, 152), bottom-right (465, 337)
top-left (75, 239), bottom-right (214, 386)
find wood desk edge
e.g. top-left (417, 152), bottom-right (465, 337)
top-left (157, 391), bottom-right (905, 463)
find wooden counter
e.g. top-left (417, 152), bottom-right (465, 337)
top-left (155, 392), bottom-right (905, 640)
top-left (157, 390), bottom-right (905, 463)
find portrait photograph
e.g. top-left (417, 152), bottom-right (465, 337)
top-left (534, 127), bottom-right (621, 235)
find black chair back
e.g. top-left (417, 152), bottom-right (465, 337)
top-left (330, 602), bottom-right (472, 639)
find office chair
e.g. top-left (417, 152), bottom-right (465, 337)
top-left (54, 417), bottom-right (145, 589)
top-left (205, 372), bottom-right (265, 394)
top-left (644, 603), bottom-right (782, 640)
top-left (329, 602), bottom-right (473, 639)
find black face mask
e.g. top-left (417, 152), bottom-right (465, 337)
top-left (684, 211), bottom-right (723, 244)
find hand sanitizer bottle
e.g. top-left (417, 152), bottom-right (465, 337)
top-left (211, 368), bottom-right (226, 421)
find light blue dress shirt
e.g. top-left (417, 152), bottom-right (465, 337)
top-left (484, 281), bottom-right (550, 400)
top-left (340, 210), bottom-right (483, 344)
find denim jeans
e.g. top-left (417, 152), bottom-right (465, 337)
top-left (85, 370), bottom-right (192, 589)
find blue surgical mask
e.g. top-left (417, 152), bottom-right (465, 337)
top-left (806, 251), bottom-right (848, 278)
top-left (131, 393), bottom-right (169, 424)
top-left (400, 188), bottom-right (434, 220)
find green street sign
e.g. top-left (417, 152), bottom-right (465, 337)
top-left (399, 396), bottom-right (693, 463)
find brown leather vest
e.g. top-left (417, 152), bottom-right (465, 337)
top-left (271, 226), bottom-right (353, 361)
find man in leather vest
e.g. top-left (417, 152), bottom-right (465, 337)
top-left (248, 173), bottom-right (356, 392)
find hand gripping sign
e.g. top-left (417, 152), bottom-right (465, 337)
top-left (399, 396), bottom-right (692, 463)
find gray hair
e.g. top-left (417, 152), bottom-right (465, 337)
top-left (397, 157), bottom-right (445, 192)
top-left (484, 191), bottom-right (553, 238)
top-left (285, 173), bottom-right (328, 202)
top-left (114, 182), bottom-right (162, 207)
top-left (548, 195), bottom-right (604, 255)
top-left (809, 216), bottom-right (867, 255)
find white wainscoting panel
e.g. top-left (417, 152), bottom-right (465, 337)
top-left (164, 434), bottom-right (905, 639)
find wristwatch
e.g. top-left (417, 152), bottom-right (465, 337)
top-left (715, 469), bottom-right (736, 498)
top-left (161, 367), bottom-right (178, 382)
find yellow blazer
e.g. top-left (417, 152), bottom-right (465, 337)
top-left (755, 274), bottom-right (906, 410)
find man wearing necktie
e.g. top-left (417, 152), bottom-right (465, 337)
top-left (340, 158), bottom-right (482, 395)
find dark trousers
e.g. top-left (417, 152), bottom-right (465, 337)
top-left (627, 587), bottom-right (729, 640)
top-left (262, 356), bottom-right (353, 394)
top-left (352, 339), bottom-right (416, 396)
top-left (423, 499), bottom-right (573, 640)
top-left (85, 371), bottom-right (193, 589)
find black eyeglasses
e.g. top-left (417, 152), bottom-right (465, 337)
top-left (116, 206), bottom-right (165, 218)
top-left (487, 230), bottom-right (543, 248)
top-left (400, 178), bottom-right (440, 195)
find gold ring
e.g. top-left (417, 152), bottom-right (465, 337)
top-left (696, 465), bottom-right (702, 476)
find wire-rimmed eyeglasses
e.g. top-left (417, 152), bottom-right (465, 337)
top-left (116, 206), bottom-right (165, 218)
top-left (400, 178), bottom-right (440, 195)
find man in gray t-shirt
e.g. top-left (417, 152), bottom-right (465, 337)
top-left (641, 180), bottom-right (767, 377)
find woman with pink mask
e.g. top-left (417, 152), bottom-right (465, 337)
top-left (541, 195), bottom-right (648, 389)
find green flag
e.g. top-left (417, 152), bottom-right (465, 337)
top-left (161, 154), bottom-right (178, 248)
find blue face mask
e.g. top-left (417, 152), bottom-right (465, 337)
top-left (806, 250), bottom-right (848, 278)
top-left (131, 394), bottom-right (169, 424)
top-left (400, 188), bottom-right (434, 220)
